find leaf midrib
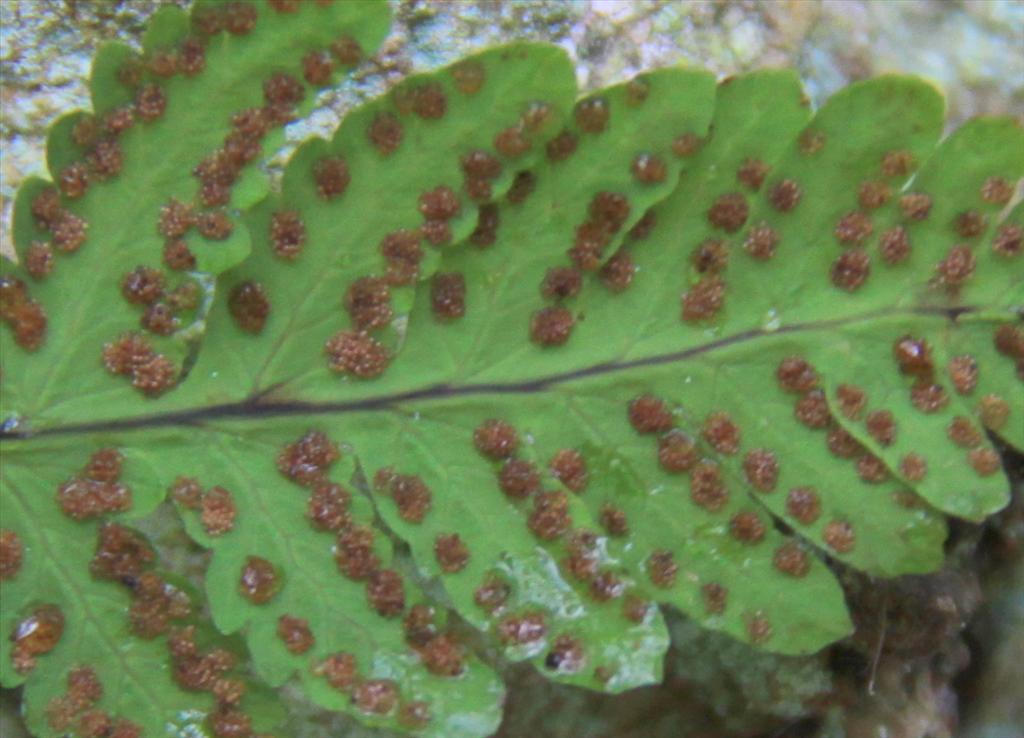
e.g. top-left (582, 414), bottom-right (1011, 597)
top-left (0, 304), bottom-right (986, 441)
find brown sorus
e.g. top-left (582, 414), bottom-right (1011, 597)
top-left (899, 192), bottom-right (932, 220)
top-left (368, 112), bottom-right (403, 156)
top-left (729, 511), bottom-right (766, 543)
top-left (314, 652), bottom-right (359, 692)
top-left (277, 614), bottom-right (315, 654)
top-left (239, 556), bottom-right (280, 604)
top-left (794, 389), bottom-right (831, 429)
top-left (768, 179), bottom-right (802, 212)
top-left (701, 583), bottom-right (728, 614)
top-left (324, 330), bottom-right (390, 378)
top-left (549, 449), bottom-right (588, 493)
top-left (702, 411), bottom-right (741, 455)
top-left (786, 487), bottom-right (821, 525)
top-left (736, 158), bottom-right (770, 190)
top-left (690, 461), bottom-right (729, 512)
top-left (776, 357), bottom-right (818, 393)
top-left (451, 59), bottom-right (485, 94)
top-left (742, 449), bottom-right (779, 492)
top-left (498, 459), bottom-right (540, 499)
top-left (830, 249), bottom-right (871, 291)
top-left (575, 97), bottom-right (609, 133)
top-left (90, 523), bottom-right (154, 581)
top-left (773, 542), bottom-right (810, 577)
top-left (834, 211), bottom-right (873, 246)
top-left (344, 276), bottom-right (392, 331)
top-left (200, 486), bottom-right (236, 536)
top-left (313, 157), bottom-right (350, 200)
top-left (473, 419), bottom-right (518, 459)
top-left (367, 569), bottom-right (405, 617)
top-left (431, 272), bottom-right (466, 319)
top-left (681, 277), bottom-right (725, 321)
top-left (823, 520), bottom-right (855, 553)
top-left (11, 605), bottom-right (65, 673)
top-left (353, 679), bottom-right (399, 715)
top-left (0, 530), bottom-right (23, 580)
top-left (599, 249), bottom-right (635, 292)
top-left (993, 224), bottom-right (1022, 258)
top-left (628, 395), bottom-right (673, 434)
top-left (879, 226), bottom-right (911, 264)
top-left (389, 474), bottom-right (432, 523)
top-left (335, 525), bottom-right (380, 581)
top-left (707, 192), bottom-right (749, 233)
top-left (434, 533), bottom-right (470, 573)
top-left (527, 490), bottom-right (571, 541)
top-left (277, 430), bottom-right (340, 486)
top-left (228, 281), bottom-right (270, 333)
top-left (646, 549), bottom-right (678, 588)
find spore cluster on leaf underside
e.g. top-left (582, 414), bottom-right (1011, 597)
top-left (1, 1), bottom-right (1022, 738)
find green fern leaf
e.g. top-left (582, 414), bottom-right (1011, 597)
top-left (2, 3), bottom-right (1022, 737)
